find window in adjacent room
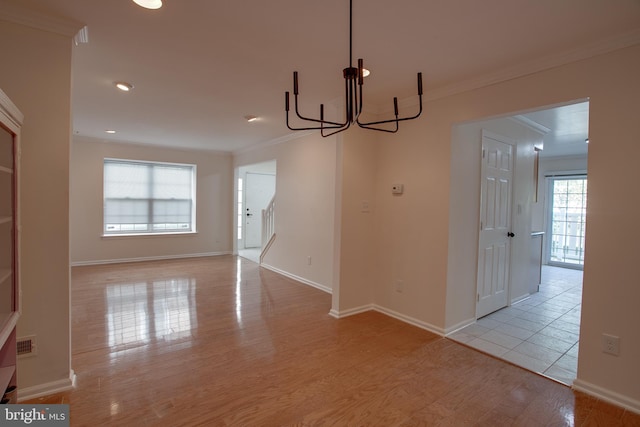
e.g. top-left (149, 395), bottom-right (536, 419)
top-left (103, 159), bottom-right (196, 235)
top-left (547, 175), bottom-right (587, 268)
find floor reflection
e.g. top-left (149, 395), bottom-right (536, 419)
top-left (105, 278), bottom-right (197, 349)
top-left (235, 257), bottom-right (243, 327)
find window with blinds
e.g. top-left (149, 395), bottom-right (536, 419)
top-left (103, 159), bottom-right (196, 235)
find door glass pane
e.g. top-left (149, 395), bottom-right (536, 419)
top-left (549, 176), bottom-right (587, 267)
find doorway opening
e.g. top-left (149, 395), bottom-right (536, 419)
top-left (447, 99), bottom-right (589, 386)
top-left (236, 161), bottom-right (276, 263)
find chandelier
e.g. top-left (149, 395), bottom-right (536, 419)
top-left (285, 0), bottom-right (423, 137)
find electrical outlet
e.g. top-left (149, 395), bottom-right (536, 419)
top-left (602, 334), bottom-right (620, 356)
top-left (395, 280), bottom-right (404, 293)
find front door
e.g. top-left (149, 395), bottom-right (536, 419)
top-left (476, 130), bottom-right (514, 318)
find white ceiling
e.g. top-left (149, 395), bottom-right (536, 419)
top-left (4, 0), bottom-right (640, 152)
top-left (520, 102), bottom-right (590, 158)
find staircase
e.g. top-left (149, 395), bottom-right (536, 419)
top-left (260, 195), bottom-right (276, 263)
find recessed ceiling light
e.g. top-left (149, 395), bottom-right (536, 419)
top-left (105, 130), bottom-right (116, 134)
top-left (114, 82), bottom-right (134, 92)
top-left (245, 115), bottom-right (258, 122)
top-left (132, 0), bottom-right (163, 10)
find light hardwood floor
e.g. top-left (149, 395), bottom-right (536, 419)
top-left (27, 256), bottom-right (639, 426)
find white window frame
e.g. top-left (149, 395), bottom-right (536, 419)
top-left (103, 158), bottom-right (197, 236)
top-left (544, 172), bottom-right (587, 269)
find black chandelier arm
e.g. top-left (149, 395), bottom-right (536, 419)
top-left (356, 72), bottom-right (423, 127)
top-left (356, 97), bottom-right (422, 127)
top-left (321, 121), bottom-right (351, 138)
top-left (286, 110), bottom-right (346, 132)
top-left (286, 71), bottom-right (347, 127)
top-left (294, 97), bottom-right (345, 127)
top-left (285, 91), bottom-right (346, 128)
top-left (292, 72), bottom-right (345, 126)
top-left (357, 120), bottom-right (399, 133)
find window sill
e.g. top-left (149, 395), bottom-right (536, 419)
top-left (101, 231), bottom-right (198, 239)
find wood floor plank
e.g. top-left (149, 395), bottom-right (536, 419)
top-left (23, 255), bottom-right (640, 426)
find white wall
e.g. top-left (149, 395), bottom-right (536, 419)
top-left (333, 127), bottom-right (378, 314)
top-left (233, 133), bottom-right (338, 293)
top-left (70, 137), bottom-right (233, 264)
top-left (0, 20), bottom-right (75, 395)
top-left (336, 44), bottom-right (640, 409)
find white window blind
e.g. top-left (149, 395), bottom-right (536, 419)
top-left (104, 159), bottom-right (196, 235)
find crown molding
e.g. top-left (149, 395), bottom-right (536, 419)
top-left (233, 130), bottom-right (317, 156)
top-left (0, 1), bottom-right (85, 38)
top-left (74, 135), bottom-right (232, 156)
top-left (425, 28), bottom-right (640, 102)
top-left (509, 115), bottom-right (551, 136)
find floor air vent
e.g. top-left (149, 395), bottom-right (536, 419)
top-left (17, 335), bottom-right (37, 358)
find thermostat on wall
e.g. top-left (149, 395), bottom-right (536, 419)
top-left (392, 184), bottom-right (404, 195)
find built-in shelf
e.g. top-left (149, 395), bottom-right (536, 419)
top-left (0, 366), bottom-right (15, 393)
top-left (0, 88), bottom-right (22, 399)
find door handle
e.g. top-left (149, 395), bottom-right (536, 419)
top-left (507, 232), bottom-right (515, 237)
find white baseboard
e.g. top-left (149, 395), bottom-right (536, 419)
top-left (443, 317), bottom-right (477, 336)
top-left (17, 370), bottom-right (76, 402)
top-left (573, 379), bottom-right (640, 415)
top-left (328, 303), bottom-right (445, 337)
top-left (329, 304), bottom-right (374, 319)
top-left (260, 263), bottom-right (332, 294)
top-left (373, 305), bottom-right (445, 336)
top-left (71, 252), bottom-right (231, 267)
top-left (511, 293), bottom-right (532, 305)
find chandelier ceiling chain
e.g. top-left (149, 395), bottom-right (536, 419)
top-left (285, 0), bottom-right (423, 137)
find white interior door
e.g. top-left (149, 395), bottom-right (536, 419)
top-left (244, 172), bottom-right (276, 248)
top-left (476, 131), bottom-right (515, 318)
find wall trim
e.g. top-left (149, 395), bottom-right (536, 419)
top-left (74, 135), bottom-right (233, 156)
top-left (573, 379), bottom-right (640, 415)
top-left (329, 304), bottom-right (374, 319)
top-left (328, 304), bottom-right (445, 336)
top-left (260, 263), bottom-right (332, 294)
top-left (425, 28), bottom-right (640, 103)
top-left (70, 252), bottom-right (231, 267)
top-left (0, 2), bottom-right (84, 38)
top-left (233, 130), bottom-right (315, 156)
top-left (18, 370), bottom-right (76, 402)
top-left (373, 305), bottom-right (445, 336)
top-left (443, 317), bottom-right (477, 336)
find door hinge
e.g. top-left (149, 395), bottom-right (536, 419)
top-left (482, 149), bottom-right (486, 159)
top-left (477, 293), bottom-right (480, 302)
top-left (480, 221), bottom-right (483, 231)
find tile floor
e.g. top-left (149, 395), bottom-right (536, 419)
top-left (448, 265), bottom-right (583, 385)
